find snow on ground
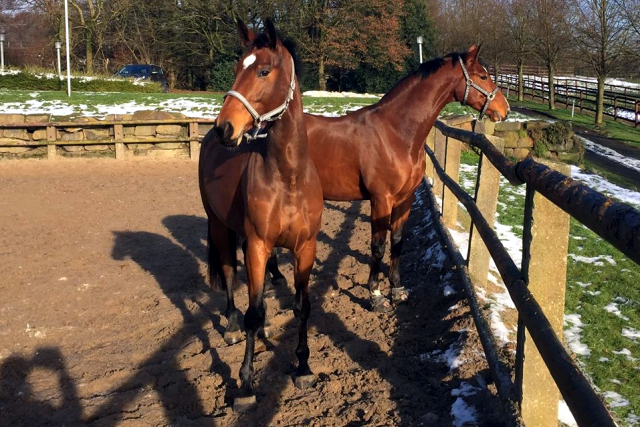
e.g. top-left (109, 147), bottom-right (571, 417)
top-left (303, 90), bottom-right (380, 98)
top-left (577, 136), bottom-right (640, 175)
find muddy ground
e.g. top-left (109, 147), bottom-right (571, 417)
top-left (0, 159), bottom-right (509, 426)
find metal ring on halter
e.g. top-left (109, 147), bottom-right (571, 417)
top-left (223, 56), bottom-right (296, 141)
top-left (458, 56), bottom-right (498, 120)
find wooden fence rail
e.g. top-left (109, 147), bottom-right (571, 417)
top-left (0, 117), bottom-right (217, 160)
top-left (425, 116), bottom-right (639, 426)
top-left (496, 74), bottom-right (640, 126)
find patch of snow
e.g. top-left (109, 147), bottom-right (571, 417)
top-left (569, 254), bottom-right (616, 266)
top-left (603, 391), bottom-right (630, 408)
top-left (558, 400), bottom-right (578, 427)
top-left (564, 314), bottom-right (591, 356)
top-left (451, 397), bottom-right (477, 427)
top-left (622, 328), bottom-right (640, 341)
top-left (303, 90), bottom-right (380, 98)
top-left (571, 166), bottom-right (640, 208)
top-left (604, 303), bottom-right (630, 321)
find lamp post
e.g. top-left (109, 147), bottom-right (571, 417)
top-left (55, 41), bottom-right (62, 77)
top-left (64, 0), bottom-right (71, 96)
top-left (0, 30), bottom-right (6, 72)
top-left (416, 36), bottom-right (424, 64)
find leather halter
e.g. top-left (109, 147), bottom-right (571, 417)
top-left (223, 56), bottom-right (296, 141)
top-left (458, 56), bottom-right (499, 120)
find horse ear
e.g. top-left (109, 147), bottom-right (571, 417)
top-left (467, 44), bottom-right (482, 62)
top-left (237, 18), bottom-right (256, 47)
top-left (265, 18), bottom-right (278, 49)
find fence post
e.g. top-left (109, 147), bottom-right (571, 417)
top-left (114, 123), bottom-right (125, 159)
top-left (188, 122), bottom-right (200, 160)
top-left (46, 125), bottom-right (57, 160)
top-left (614, 96), bottom-right (618, 121)
top-left (518, 159), bottom-right (571, 427)
top-left (442, 132), bottom-right (461, 228)
top-left (467, 120), bottom-right (502, 288)
top-left (425, 128), bottom-right (436, 182)
top-left (635, 100), bottom-right (638, 127)
top-left (433, 128), bottom-right (447, 205)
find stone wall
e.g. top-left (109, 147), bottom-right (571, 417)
top-left (0, 111), bottom-right (215, 159)
top-left (494, 120), bottom-right (583, 162)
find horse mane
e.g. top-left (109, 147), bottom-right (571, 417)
top-left (250, 31), bottom-right (303, 79)
top-left (415, 51), bottom-right (468, 79)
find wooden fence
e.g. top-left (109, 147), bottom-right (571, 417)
top-left (425, 115), bottom-right (640, 426)
top-left (0, 116), bottom-right (216, 160)
top-left (496, 74), bottom-right (640, 126)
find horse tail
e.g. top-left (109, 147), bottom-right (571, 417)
top-left (206, 220), bottom-right (225, 291)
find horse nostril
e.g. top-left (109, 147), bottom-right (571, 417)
top-left (222, 121), bottom-right (234, 140)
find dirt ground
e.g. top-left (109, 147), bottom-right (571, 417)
top-left (0, 158), bottom-right (509, 426)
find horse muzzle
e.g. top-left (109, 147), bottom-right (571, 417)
top-left (214, 120), bottom-right (243, 147)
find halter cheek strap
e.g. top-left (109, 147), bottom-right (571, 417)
top-left (458, 56), bottom-right (499, 120)
top-left (223, 56), bottom-right (296, 141)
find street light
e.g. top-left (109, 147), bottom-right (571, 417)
top-left (416, 36), bottom-right (424, 64)
top-left (55, 41), bottom-right (62, 77)
top-left (64, 0), bottom-right (71, 96)
top-left (0, 30), bottom-right (6, 72)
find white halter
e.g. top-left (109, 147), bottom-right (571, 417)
top-left (458, 56), bottom-right (499, 120)
top-left (223, 56), bottom-right (296, 141)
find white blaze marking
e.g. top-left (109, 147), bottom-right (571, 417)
top-left (243, 54), bottom-right (256, 69)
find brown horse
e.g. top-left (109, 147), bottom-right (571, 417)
top-left (199, 20), bottom-right (323, 408)
top-left (268, 45), bottom-right (510, 311)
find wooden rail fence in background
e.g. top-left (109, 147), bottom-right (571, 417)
top-left (496, 74), bottom-right (640, 126)
top-left (425, 115), bottom-right (639, 426)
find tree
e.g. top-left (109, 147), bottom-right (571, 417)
top-left (505, 0), bottom-right (532, 101)
top-left (571, 0), bottom-right (630, 124)
top-left (400, 0), bottom-right (436, 70)
top-left (529, 0), bottom-right (572, 110)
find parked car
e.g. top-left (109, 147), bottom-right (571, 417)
top-left (116, 64), bottom-right (169, 92)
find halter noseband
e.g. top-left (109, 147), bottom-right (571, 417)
top-left (223, 56), bottom-right (296, 141)
top-left (458, 56), bottom-right (499, 120)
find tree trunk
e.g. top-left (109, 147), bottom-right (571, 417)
top-left (318, 55), bottom-right (326, 90)
top-left (517, 60), bottom-right (524, 102)
top-left (547, 63), bottom-right (555, 110)
top-left (596, 75), bottom-right (605, 125)
top-left (85, 30), bottom-right (93, 74)
top-left (493, 60), bottom-right (499, 83)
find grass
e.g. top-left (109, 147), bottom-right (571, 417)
top-left (459, 151), bottom-right (640, 426)
top-left (508, 98), bottom-right (640, 147)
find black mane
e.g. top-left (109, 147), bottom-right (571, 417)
top-left (415, 51), bottom-right (467, 79)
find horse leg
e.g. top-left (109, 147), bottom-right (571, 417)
top-left (389, 194), bottom-right (414, 305)
top-left (208, 216), bottom-right (242, 345)
top-left (368, 197), bottom-right (393, 312)
top-left (292, 241), bottom-right (317, 389)
top-left (234, 240), bottom-right (270, 411)
top-left (264, 248), bottom-right (287, 298)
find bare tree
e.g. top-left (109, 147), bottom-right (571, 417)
top-left (506, 0), bottom-right (533, 101)
top-left (529, 0), bottom-right (573, 110)
top-left (571, 0), bottom-right (630, 124)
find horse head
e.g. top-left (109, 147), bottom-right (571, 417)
top-left (215, 19), bottom-right (297, 146)
top-left (454, 45), bottom-right (510, 122)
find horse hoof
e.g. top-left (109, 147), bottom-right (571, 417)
top-left (392, 286), bottom-right (409, 305)
top-left (293, 374), bottom-right (316, 390)
top-left (223, 330), bottom-right (243, 345)
top-left (233, 395), bottom-right (257, 412)
top-left (370, 295), bottom-right (392, 313)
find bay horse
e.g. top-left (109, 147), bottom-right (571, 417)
top-left (198, 20), bottom-right (323, 409)
top-left (268, 44), bottom-right (510, 311)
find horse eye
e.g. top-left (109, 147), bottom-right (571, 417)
top-left (258, 69), bottom-right (271, 78)
top-left (480, 75), bottom-right (488, 80)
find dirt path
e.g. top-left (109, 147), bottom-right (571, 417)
top-left (0, 159), bottom-right (508, 426)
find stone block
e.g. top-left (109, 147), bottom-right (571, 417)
top-left (85, 144), bottom-right (110, 151)
top-left (557, 151), bottom-right (581, 162)
top-left (132, 110), bottom-right (185, 121)
top-left (135, 125), bottom-right (156, 137)
top-left (62, 145), bottom-right (85, 152)
top-left (32, 129), bottom-right (48, 140)
top-left (155, 142), bottom-right (184, 150)
top-left (84, 128), bottom-right (110, 140)
top-left (104, 114), bottom-right (133, 121)
top-left (499, 131), bottom-right (519, 148)
top-left (495, 121), bottom-right (523, 132)
top-left (0, 114), bottom-right (25, 124)
top-left (124, 126), bottom-right (136, 136)
top-left (517, 136), bottom-right (534, 148)
top-left (0, 146), bottom-right (31, 154)
top-left (26, 115), bottom-right (49, 123)
top-left (512, 148), bottom-right (530, 159)
top-left (156, 125), bottom-right (183, 136)
top-left (3, 129), bottom-right (30, 140)
top-left (60, 131), bottom-right (84, 142)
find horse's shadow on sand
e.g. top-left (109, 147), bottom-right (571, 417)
top-left (0, 198), bottom-right (475, 426)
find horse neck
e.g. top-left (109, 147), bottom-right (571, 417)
top-left (265, 89), bottom-right (309, 177)
top-left (377, 64), bottom-right (459, 151)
